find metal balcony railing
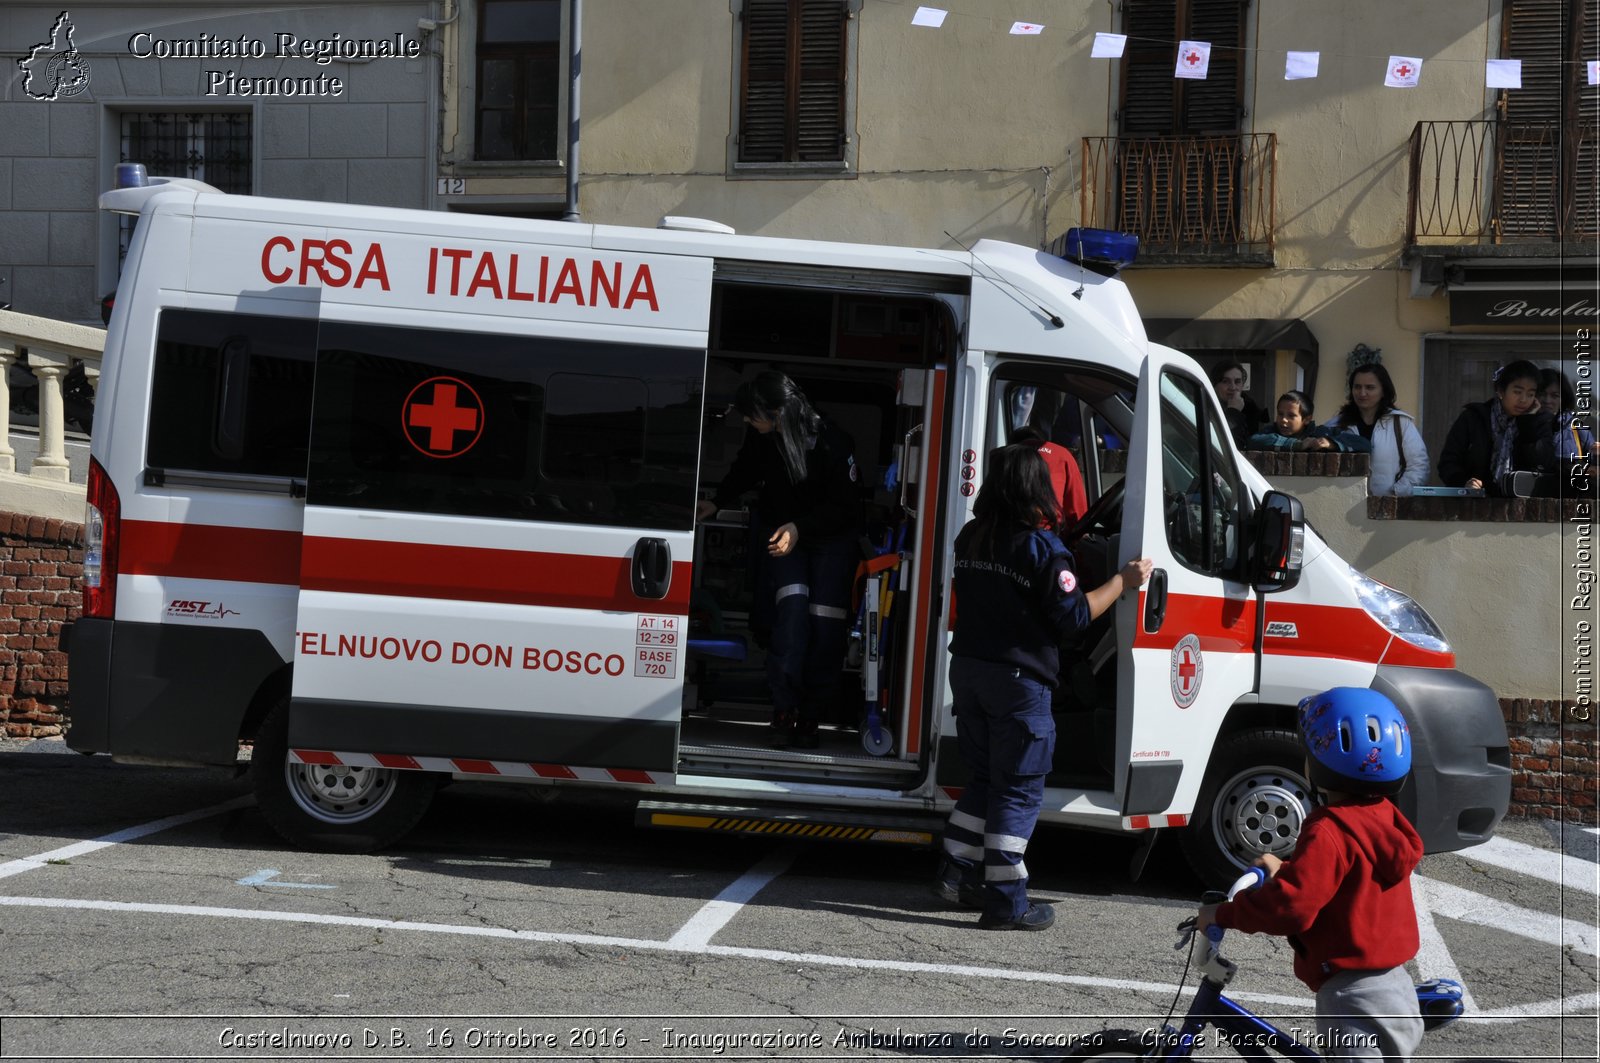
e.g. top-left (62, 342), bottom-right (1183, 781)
top-left (1407, 119), bottom-right (1599, 244)
top-left (1081, 133), bottom-right (1277, 262)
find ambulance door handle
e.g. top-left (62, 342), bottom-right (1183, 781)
top-left (631, 537), bottom-right (672, 600)
top-left (1142, 568), bottom-right (1168, 633)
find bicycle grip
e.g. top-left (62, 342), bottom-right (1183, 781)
top-left (1226, 866), bottom-right (1268, 900)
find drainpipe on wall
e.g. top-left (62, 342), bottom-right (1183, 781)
top-left (563, 0), bottom-right (582, 221)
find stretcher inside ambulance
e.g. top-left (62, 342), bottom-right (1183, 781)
top-left (66, 173), bottom-right (1510, 884)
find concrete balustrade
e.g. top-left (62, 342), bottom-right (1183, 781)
top-left (0, 310), bottom-right (103, 521)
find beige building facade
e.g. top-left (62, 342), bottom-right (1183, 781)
top-left (432, 0), bottom-right (1594, 458)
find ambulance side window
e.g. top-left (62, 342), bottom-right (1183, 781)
top-left (307, 322), bottom-right (701, 530)
top-left (146, 310), bottom-right (316, 480)
top-left (1158, 370), bottom-right (1242, 577)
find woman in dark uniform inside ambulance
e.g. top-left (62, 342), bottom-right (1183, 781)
top-left (696, 372), bottom-right (864, 749)
top-left (936, 443), bottom-right (1152, 930)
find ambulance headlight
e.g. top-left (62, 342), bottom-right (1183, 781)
top-left (1350, 567), bottom-right (1450, 653)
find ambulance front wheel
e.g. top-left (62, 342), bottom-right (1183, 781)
top-left (252, 698), bottom-right (438, 853)
top-left (1180, 727), bottom-right (1312, 888)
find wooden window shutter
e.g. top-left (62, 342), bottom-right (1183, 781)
top-left (1496, 0), bottom-right (1596, 237)
top-left (1181, 0), bottom-right (1246, 134)
top-left (1119, 0), bottom-right (1244, 135)
top-left (739, 0), bottom-right (846, 163)
top-left (1120, 0), bottom-right (1178, 135)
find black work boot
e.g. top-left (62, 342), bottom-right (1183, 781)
top-left (978, 901), bottom-right (1056, 931)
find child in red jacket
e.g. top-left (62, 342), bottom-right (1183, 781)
top-left (1196, 688), bottom-right (1425, 1061)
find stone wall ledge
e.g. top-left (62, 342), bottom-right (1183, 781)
top-left (1368, 496), bottom-right (1593, 523)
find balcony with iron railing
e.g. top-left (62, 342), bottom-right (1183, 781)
top-left (1080, 133), bottom-right (1277, 265)
top-left (1407, 119), bottom-right (1599, 248)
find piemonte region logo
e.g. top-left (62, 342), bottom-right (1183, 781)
top-left (19, 11), bottom-right (93, 101)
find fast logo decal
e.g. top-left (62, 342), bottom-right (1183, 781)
top-left (403, 376), bottom-right (483, 458)
top-left (1169, 632), bottom-right (1203, 708)
top-left (166, 599), bottom-right (239, 620)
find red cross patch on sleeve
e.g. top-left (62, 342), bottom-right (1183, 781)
top-left (1058, 569), bottom-right (1077, 594)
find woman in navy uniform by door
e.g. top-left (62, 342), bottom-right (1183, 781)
top-left (936, 443), bottom-right (1152, 930)
top-left (697, 372), bottom-right (864, 748)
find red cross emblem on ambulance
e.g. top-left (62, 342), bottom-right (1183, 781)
top-left (1170, 632), bottom-right (1203, 709)
top-left (403, 376), bottom-right (484, 459)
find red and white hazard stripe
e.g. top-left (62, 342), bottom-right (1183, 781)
top-left (1122, 813), bottom-right (1189, 830)
top-left (289, 749), bottom-right (672, 786)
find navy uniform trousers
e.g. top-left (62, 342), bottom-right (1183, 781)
top-left (764, 536), bottom-right (857, 727)
top-left (941, 656), bottom-right (1057, 920)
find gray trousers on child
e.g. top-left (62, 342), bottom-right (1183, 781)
top-left (1314, 966), bottom-right (1425, 1062)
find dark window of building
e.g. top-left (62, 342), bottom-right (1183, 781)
top-left (1496, 0), bottom-right (1598, 238)
top-left (1120, 0), bottom-right (1246, 136)
top-left (118, 112), bottom-right (252, 268)
top-left (476, 0), bottom-right (561, 161)
top-left (146, 310), bottom-right (315, 480)
top-left (738, 0), bottom-right (848, 163)
top-left (307, 322), bottom-right (703, 530)
top-left (1116, 0), bottom-right (1250, 253)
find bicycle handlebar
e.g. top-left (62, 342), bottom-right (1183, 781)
top-left (1227, 865), bottom-right (1268, 900)
top-left (1204, 866), bottom-right (1268, 946)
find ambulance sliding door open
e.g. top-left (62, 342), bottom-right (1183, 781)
top-left (680, 281), bottom-right (954, 779)
top-left (289, 304), bottom-right (709, 778)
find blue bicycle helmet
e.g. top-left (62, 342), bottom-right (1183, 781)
top-left (1297, 687), bottom-right (1411, 796)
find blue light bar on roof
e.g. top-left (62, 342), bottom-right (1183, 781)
top-left (1056, 227), bottom-right (1139, 270)
top-left (114, 163), bottom-right (148, 189)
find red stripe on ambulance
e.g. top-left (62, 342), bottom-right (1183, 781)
top-left (289, 749), bottom-right (671, 785)
top-left (117, 520), bottom-right (690, 614)
top-left (301, 536), bottom-right (692, 613)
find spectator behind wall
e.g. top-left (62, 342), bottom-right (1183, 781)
top-left (1539, 368), bottom-right (1597, 478)
top-left (1304, 363), bottom-right (1429, 496)
top-left (1209, 361), bottom-right (1266, 450)
top-left (1439, 360), bottom-right (1560, 497)
top-left (1247, 391), bottom-right (1324, 451)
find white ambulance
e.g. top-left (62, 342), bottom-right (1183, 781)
top-left (67, 170), bottom-right (1510, 883)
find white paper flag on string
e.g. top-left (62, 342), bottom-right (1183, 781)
top-left (1385, 56), bottom-right (1423, 88)
top-left (1010, 21), bottom-right (1044, 35)
top-left (1091, 32), bottom-right (1127, 58)
top-left (1485, 59), bottom-right (1522, 88)
top-left (1589, 60), bottom-right (1599, 86)
top-left (1174, 40), bottom-right (1212, 79)
top-left (911, 6), bottom-right (947, 28)
top-left (1284, 51), bottom-right (1320, 80)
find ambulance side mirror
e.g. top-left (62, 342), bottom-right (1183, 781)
top-left (1252, 491), bottom-right (1305, 593)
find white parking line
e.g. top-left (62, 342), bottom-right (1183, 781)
top-left (1455, 836), bottom-right (1600, 895)
top-left (1414, 874), bottom-right (1598, 956)
top-left (667, 848), bottom-right (795, 948)
top-left (0, 797), bottom-right (253, 880)
top-left (1410, 876), bottom-right (1478, 1015)
top-left (0, 893), bottom-right (1315, 1009)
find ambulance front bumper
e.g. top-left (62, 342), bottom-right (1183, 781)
top-left (1375, 665), bottom-right (1511, 853)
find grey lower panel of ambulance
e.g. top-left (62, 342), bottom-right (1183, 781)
top-left (289, 698), bottom-right (678, 775)
top-left (66, 617), bottom-right (287, 766)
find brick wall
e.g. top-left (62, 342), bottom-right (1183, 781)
top-left (1502, 699), bottom-right (1598, 825)
top-left (0, 513), bottom-right (82, 738)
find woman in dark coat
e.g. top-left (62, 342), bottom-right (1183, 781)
top-left (1439, 360), bottom-right (1555, 496)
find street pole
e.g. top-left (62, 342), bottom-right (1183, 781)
top-left (563, 0), bottom-right (582, 221)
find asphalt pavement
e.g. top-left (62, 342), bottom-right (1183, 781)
top-left (0, 736), bottom-right (1594, 1061)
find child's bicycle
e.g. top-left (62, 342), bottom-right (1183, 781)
top-left (1063, 868), bottom-right (1465, 1060)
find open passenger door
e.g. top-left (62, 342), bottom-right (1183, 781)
top-left (1114, 347), bottom-right (1258, 831)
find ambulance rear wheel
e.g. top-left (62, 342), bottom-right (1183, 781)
top-left (1180, 728), bottom-right (1311, 887)
top-left (252, 698), bottom-right (438, 852)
